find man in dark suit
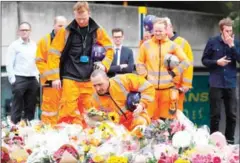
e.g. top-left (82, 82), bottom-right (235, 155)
top-left (108, 28), bottom-right (134, 77)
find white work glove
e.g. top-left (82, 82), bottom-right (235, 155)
top-left (93, 62), bottom-right (105, 71)
top-left (120, 64), bottom-right (128, 70)
top-left (179, 87), bottom-right (190, 93)
top-left (133, 103), bottom-right (144, 117)
top-left (52, 79), bottom-right (62, 89)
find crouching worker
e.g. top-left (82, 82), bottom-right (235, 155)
top-left (90, 70), bottom-right (155, 131)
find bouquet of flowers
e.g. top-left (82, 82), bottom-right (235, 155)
top-left (53, 144), bottom-right (79, 163)
top-left (84, 108), bottom-right (108, 127)
top-left (84, 107), bottom-right (122, 128)
top-left (143, 119), bottom-right (172, 144)
top-left (26, 148), bottom-right (53, 163)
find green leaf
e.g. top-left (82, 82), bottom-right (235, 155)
top-left (225, 2), bottom-right (233, 10)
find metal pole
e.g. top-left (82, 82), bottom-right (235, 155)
top-left (138, 6), bottom-right (147, 41)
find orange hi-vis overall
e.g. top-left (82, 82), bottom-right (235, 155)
top-left (171, 35), bottom-right (194, 110)
top-left (36, 33), bottom-right (61, 125)
top-left (91, 73), bottom-right (155, 131)
top-left (137, 36), bottom-right (190, 119)
top-left (47, 23), bottom-right (114, 125)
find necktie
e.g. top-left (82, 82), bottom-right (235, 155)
top-left (115, 48), bottom-right (119, 65)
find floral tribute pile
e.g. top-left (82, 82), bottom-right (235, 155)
top-left (1, 109), bottom-right (239, 163)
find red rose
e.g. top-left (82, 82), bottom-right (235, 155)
top-left (26, 149), bottom-right (32, 155)
top-left (213, 156), bottom-right (221, 163)
top-left (158, 159), bottom-right (167, 163)
top-left (1, 147), bottom-right (10, 163)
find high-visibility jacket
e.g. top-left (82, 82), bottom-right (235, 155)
top-left (44, 20), bottom-right (114, 82)
top-left (35, 33), bottom-right (53, 85)
top-left (170, 34), bottom-right (193, 88)
top-left (36, 31), bottom-right (62, 125)
top-left (136, 36), bottom-right (190, 89)
top-left (91, 73), bottom-right (155, 130)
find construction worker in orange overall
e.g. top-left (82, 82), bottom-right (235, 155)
top-left (164, 17), bottom-right (194, 111)
top-left (47, 2), bottom-right (114, 125)
top-left (35, 16), bottom-right (67, 125)
top-left (90, 70), bottom-right (155, 131)
top-left (137, 18), bottom-right (190, 120)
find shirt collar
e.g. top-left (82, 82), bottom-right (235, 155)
top-left (170, 31), bottom-right (179, 41)
top-left (114, 45), bottom-right (122, 51)
top-left (19, 37), bottom-right (31, 44)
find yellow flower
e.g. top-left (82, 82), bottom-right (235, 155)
top-left (79, 155), bottom-right (84, 162)
top-left (19, 120), bottom-right (27, 127)
top-left (98, 122), bottom-right (116, 136)
top-left (16, 157), bottom-right (26, 163)
top-left (92, 155), bottom-right (105, 163)
top-left (90, 138), bottom-right (101, 146)
top-left (88, 128), bottom-right (94, 135)
top-left (102, 131), bottom-right (111, 139)
top-left (108, 112), bottom-right (120, 123)
top-left (98, 123), bottom-right (107, 131)
top-left (34, 125), bottom-right (42, 132)
top-left (183, 149), bottom-right (196, 157)
top-left (174, 159), bottom-right (191, 163)
top-left (107, 156), bottom-right (128, 163)
top-left (83, 145), bottom-right (90, 153)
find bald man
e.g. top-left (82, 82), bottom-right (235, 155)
top-left (36, 16), bottom-right (67, 125)
top-left (90, 70), bottom-right (155, 131)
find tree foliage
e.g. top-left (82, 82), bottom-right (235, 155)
top-left (224, 2), bottom-right (240, 36)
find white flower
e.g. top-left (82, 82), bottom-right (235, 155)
top-left (2, 131), bottom-right (6, 138)
top-left (133, 154), bottom-right (148, 163)
top-left (193, 126), bottom-right (210, 146)
top-left (172, 130), bottom-right (192, 148)
top-left (176, 110), bottom-right (195, 134)
top-left (194, 144), bottom-right (216, 155)
top-left (153, 144), bottom-right (177, 159)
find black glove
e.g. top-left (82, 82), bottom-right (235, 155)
top-left (168, 70), bottom-right (176, 78)
top-left (43, 80), bottom-right (52, 87)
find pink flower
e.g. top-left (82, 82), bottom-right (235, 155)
top-left (158, 153), bottom-right (178, 163)
top-left (229, 155), bottom-right (239, 163)
top-left (158, 159), bottom-right (167, 163)
top-left (170, 121), bottom-right (185, 135)
top-left (191, 154), bottom-right (214, 163)
top-left (233, 155), bottom-right (239, 160)
top-left (213, 156), bottom-right (221, 163)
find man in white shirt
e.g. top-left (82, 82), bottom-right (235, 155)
top-left (108, 28), bottom-right (134, 77)
top-left (6, 22), bottom-right (39, 124)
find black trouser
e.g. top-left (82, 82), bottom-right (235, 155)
top-left (10, 76), bottom-right (39, 124)
top-left (209, 87), bottom-right (237, 144)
